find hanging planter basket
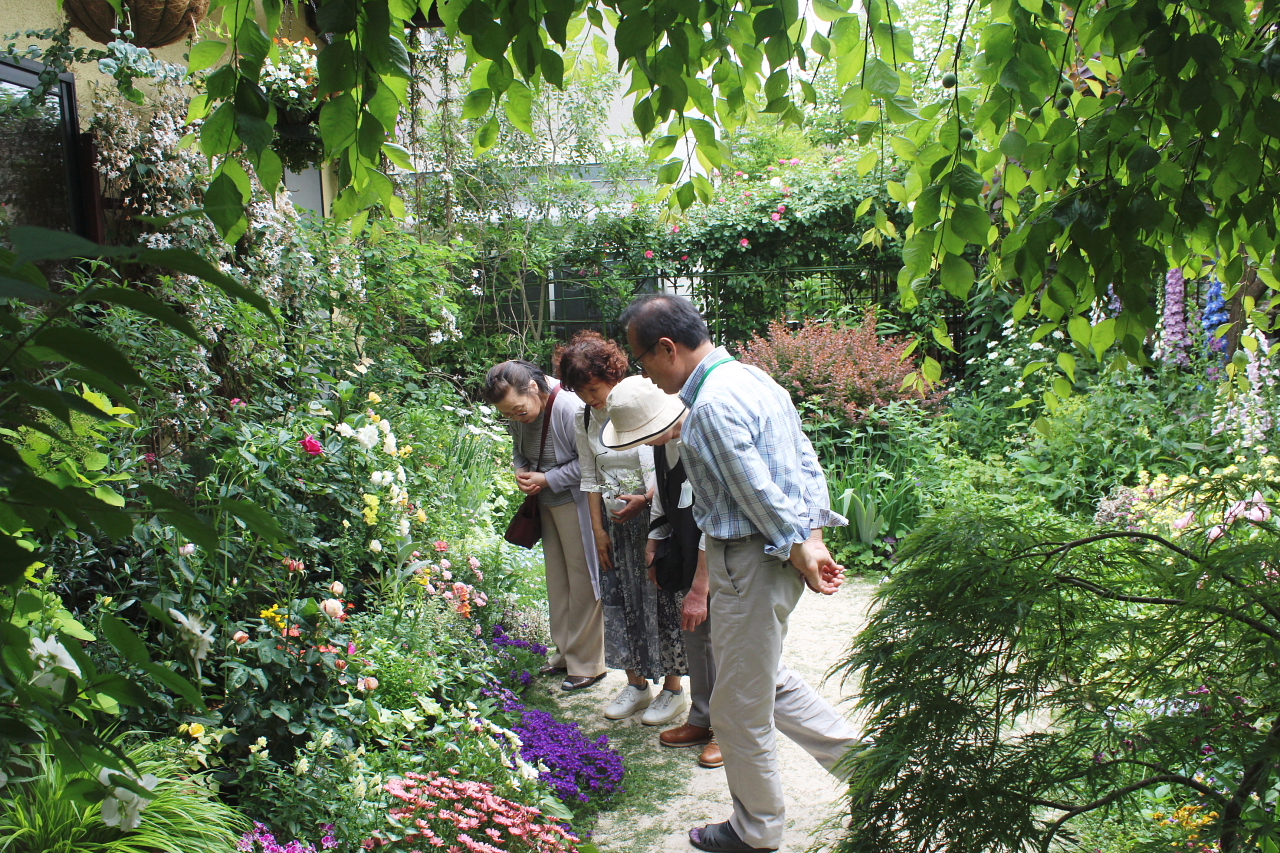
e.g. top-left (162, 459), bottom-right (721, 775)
top-left (65, 0), bottom-right (211, 49)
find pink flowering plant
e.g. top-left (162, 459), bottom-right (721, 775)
top-left (371, 771), bottom-right (582, 853)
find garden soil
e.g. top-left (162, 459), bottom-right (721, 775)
top-left (539, 576), bottom-right (880, 853)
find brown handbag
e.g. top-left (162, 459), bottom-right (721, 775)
top-left (503, 387), bottom-right (558, 548)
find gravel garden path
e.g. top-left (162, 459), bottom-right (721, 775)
top-left (534, 576), bottom-right (881, 853)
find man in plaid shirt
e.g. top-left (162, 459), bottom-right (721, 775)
top-left (620, 294), bottom-right (862, 853)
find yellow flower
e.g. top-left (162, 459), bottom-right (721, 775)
top-left (368, 392), bottom-right (382, 404)
top-left (188, 723), bottom-right (205, 737)
top-left (416, 508), bottom-right (427, 523)
top-left (260, 604), bottom-right (286, 631)
top-left (371, 413), bottom-right (382, 423)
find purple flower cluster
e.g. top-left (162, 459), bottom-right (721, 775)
top-left (237, 823), bottom-right (337, 853)
top-left (1204, 278), bottom-right (1229, 352)
top-left (491, 624), bottom-right (548, 691)
top-left (492, 624), bottom-right (548, 656)
top-left (513, 709), bottom-right (625, 805)
top-left (1160, 267), bottom-right (1191, 366)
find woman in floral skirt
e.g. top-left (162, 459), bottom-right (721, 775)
top-left (557, 331), bottom-right (688, 726)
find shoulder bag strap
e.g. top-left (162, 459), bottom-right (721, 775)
top-left (532, 385), bottom-right (559, 473)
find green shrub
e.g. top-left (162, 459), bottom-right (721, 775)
top-left (837, 468), bottom-right (1280, 853)
top-left (0, 740), bottom-right (247, 853)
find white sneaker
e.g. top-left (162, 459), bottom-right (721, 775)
top-left (603, 683), bottom-right (652, 720)
top-left (640, 688), bottom-right (688, 726)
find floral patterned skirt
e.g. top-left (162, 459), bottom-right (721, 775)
top-left (599, 508), bottom-right (687, 679)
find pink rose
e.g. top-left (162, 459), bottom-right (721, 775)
top-left (671, 225), bottom-right (680, 233)
top-left (178, 543), bottom-right (196, 557)
top-left (1172, 510), bottom-right (1195, 530)
top-left (357, 676), bottom-right (378, 692)
top-left (740, 238), bottom-right (750, 247)
top-left (1208, 525), bottom-right (1226, 542)
top-left (321, 598), bottom-right (344, 619)
top-left (329, 580), bottom-right (345, 596)
top-left (681, 254), bottom-right (689, 261)
top-left (644, 250), bottom-right (654, 258)
top-left (440, 559), bottom-right (452, 570)
top-left (301, 435), bottom-right (324, 456)
top-left (771, 213), bottom-right (781, 221)
top-left (777, 204), bottom-right (786, 213)
top-left (233, 630), bottom-right (250, 644)
top-left (434, 540), bottom-right (449, 552)
top-left (469, 556), bottom-right (481, 570)
top-left (789, 158), bottom-right (800, 166)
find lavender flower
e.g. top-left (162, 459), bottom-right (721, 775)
top-left (237, 822), bottom-right (338, 853)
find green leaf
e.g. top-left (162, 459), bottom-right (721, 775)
top-left (1127, 144), bottom-right (1160, 174)
top-left (134, 249), bottom-right (274, 319)
top-left (863, 58), bottom-right (900, 97)
top-left (0, 274), bottom-right (60, 303)
top-left (100, 615), bottom-right (151, 666)
top-left (382, 142), bottom-right (414, 170)
top-left (812, 0), bottom-right (852, 22)
top-left (1056, 351), bottom-right (1076, 383)
top-left (475, 116), bottom-right (500, 153)
top-left (656, 159), bottom-right (684, 184)
top-left (203, 172), bottom-right (245, 239)
top-left (940, 253), bottom-right (975, 299)
top-left (921, 356), bottom-right (942, 383)
top-left (91, 288), bottom-right (207, 346)
top-left (187, 40), bottom-right (227, 73)
top-left (504, 81), bottom-right (534, 135)
top-left (219, 498), bottom-right (290, 546)
top-left (541, 48), bottom-right (565, 89)
top-left (948, 203), bottom-right (990, 245)
top-left (461, 88), bottom-right (493, 120)
top-left (614, 11), bottom-right (654, 60)
top-left (0, 536), bottom-right (38, 586)
top-left (137, 484), bottom-right (219, 553)
top-left (140, 662), bottom-right (204, 709)
top-left (319, 93), bottom-right (359, 153)
top-left (33, 327), bottom-right (145, 388)
top-left (1067, 314), bottom-right (1093, 348)
top-left (8, 227), bottom-right (128, 267)
top-left (947, 164), bottom-right (985, 199)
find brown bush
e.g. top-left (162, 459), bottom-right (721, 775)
top-left (738, 311), bottom-right (946, 422)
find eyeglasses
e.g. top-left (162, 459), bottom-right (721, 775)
top-left (500, 404), bottom-right (531, 420)
top-left (630, 342), bottom-right (657, 373)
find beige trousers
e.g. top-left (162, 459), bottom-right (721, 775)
top-left (707, 534), bottom-right (861, 849)
top-left (541, 499), bottom-right (605, 677)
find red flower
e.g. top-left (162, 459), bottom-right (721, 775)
top-left (301, 435), bottom-right (324, 456)
top-left (644, 250), bottom-right (654, 259)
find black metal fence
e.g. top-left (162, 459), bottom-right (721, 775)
top-left (473, 262), bottom-right (902, 347)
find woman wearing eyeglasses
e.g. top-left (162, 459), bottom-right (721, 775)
top-left (557, 332), bottom-right (688, 726)
top-left (481, 359), bottom-right (605, 691)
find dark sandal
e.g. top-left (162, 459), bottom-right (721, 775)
top-left (560, 673), bottom-right (606, 691)
top-left (539, 664), bottom-right (568, 676)
top-left (689, 821), bottom-right (777, 852)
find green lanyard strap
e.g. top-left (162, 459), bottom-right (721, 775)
top-left (689, 356), bottom-right (735, 405)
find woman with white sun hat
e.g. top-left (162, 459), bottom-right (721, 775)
top-left (603, 375), bottom-right (721, 769)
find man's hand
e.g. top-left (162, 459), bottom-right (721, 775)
top-left (789, 537), bottom-right (844, 595)
top-left (611, 493), bottom-right (648, 522)
top-left (516, 471), bottom-right (548, 495)
top-left (681, 587), bottom-right (709, 631)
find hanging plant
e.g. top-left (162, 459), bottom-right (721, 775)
top-left (64, 0), bottom-right (210, 48)
top-left (261, 38), bottom-right (324, 172)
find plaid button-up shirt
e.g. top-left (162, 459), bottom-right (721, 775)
top-left (679, 346), bottom-right (846, 559)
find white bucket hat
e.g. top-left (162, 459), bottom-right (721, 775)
top-left (601, 376), bottom-right (688, 450)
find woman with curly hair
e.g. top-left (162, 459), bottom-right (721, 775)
top-left (558, 331), bottom-right (688, 725)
